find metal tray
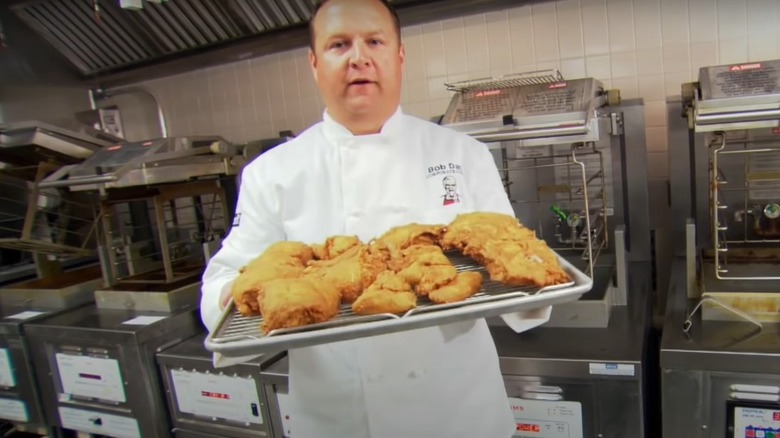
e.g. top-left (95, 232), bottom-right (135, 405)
top-left (205, 252), bottom-right (592, 357)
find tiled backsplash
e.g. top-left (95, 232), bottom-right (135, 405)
top-left (141, 0), bottom-right (780, 180)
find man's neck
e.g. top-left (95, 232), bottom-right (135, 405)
top-left (329, 107), bottom-right (397, 136)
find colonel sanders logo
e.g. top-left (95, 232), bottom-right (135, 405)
top-left (442, 176), bottom-right (460, 206)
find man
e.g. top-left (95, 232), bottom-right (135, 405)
top-left (201, 0), bottom-right (517, 436)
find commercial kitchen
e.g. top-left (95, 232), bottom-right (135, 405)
top-left (1, 0), bottom-right (779, 437)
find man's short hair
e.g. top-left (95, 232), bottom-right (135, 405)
top-left (308, 0), bottom-right (402, 50)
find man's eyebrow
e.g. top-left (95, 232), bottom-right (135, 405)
top-left (323, 30), bottom-right (387, 41)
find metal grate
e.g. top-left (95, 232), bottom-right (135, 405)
top-left (0, 163), bottom-right (97, 257)
top-left (211, 252), bottom-right (574, 344)
top-left (445, 70), bottom-right (565, 93)
top-left (100, 181), bottom-right (229, 285)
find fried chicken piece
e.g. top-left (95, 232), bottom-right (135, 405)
top-left (352, 271), bottom-right (417, 315)
top-left (260, 277), bottom-right (341, 334)
top-left (386, 244), bottom-right (458, 296)
top-left (428, 271), bottom-right (484, 304)
top-left (312, 235), bottom-right (361, 260)
top-left (376, 223), bottom-right (445, 250)
top-left (473, 239), bottom-right (570, 287)
top-left (399, 264), bottom-right (458, 296)
top-left (231, 241), bottom-right (314, 316)
top-left (441, 212), bottom-right (569, 287)
top-left (305, 243), bottom-right (388, 303)
top-left (387, 244), bottom-right (450, 271)
top-left (440, 212), bottom-right (535, 251)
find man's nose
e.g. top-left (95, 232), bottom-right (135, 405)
top-left (349, 41), bottom-right (370, 68)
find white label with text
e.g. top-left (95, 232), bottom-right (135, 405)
top-left (59, 407), bottom-right (140, 438)
top-left (55, 354), bottom-right (125, 403)
top-left (171, 369), bottom-right (263, 424)
top-left (0, 398), bottom-right (27, 422)
top-left (589, 362), bottom-right (635, 376)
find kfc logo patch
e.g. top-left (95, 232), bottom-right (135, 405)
top-left (441, 176), bottom-right (460, 206)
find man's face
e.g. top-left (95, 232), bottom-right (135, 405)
top-left (309, 0), bottom-right (404, 123)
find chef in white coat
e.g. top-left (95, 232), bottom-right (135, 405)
top-left (201, 0), bottom-right (517, 436)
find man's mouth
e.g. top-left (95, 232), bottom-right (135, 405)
top-left (349, 79), bottom-right (374, 86)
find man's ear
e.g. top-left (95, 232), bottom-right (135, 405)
top-left (399, 43), bottom-right (405, 67)
top-left (309, 49), bottom-right (318, 82)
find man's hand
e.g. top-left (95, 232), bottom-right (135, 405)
top-left (220, 289), bottom-right (232, 310)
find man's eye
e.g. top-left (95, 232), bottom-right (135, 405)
top-left (330, 41), bottom-right (345, 49)
top-left (368, 39), bottom-right (383, 46)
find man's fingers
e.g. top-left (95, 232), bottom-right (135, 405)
top-left (220, 291), bottom-right (231, 310)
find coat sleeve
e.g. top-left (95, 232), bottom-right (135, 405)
top-left (200, 162), bottom-right (285, 332)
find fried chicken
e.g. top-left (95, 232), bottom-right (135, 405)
top-left (376, 223), bottom-right (445, 251)
top-left (260, 277), bottom-right (341, 334)
top-left (305, 243), bottom-right (388, 303)
top-left (440, 212), bottom-right (536, 252)
top-left (231, 241), bottom-right (314, 316)
top-left (388, 244), bottom-right (458, 296)
top-left (428, 271), bottom-right (484, 304)
top-left (229, 212), bottom-right (569, 334)
top-left (352, 271), bottom-right (417, 315)
top-left (474, 239), bottom-right (570, 287)
top-left (442, 212), bottom-right (569, 287)
top-left (312, 235), bottom-right (361, 260)
top-left (387, 244), bottom-right (450, 271)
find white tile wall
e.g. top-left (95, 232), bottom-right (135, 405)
top-left (556, 0), bottom-right (584, 59)
top-left (633, 0), bottom-right (662, 49)
top-left (607, 0), bottom-right (635, 53)
top-left (532, 3), bottom-right (560, 62)
top-left (141, 0), bottom-right (780, 180)
top-left (581, 0), bottom-right (610, 56)
top-left (486, 11), bottom-right (512, 71)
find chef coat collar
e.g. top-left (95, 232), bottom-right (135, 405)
top-left (322, 107), bottom-right (404, 143)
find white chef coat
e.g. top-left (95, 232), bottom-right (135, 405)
top-left (201, 107), bottom-right (517, 438)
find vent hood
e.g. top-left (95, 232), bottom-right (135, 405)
top-left (8, 0), bottom-right (542, 87)
top-left (11, 0), bottom-right (321, 76)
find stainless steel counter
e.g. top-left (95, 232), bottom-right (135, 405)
top-left (491, 262), bottom-right (651, 374)
top-left (490, 262), bottom-right (655, 438)
top-left (661, 259), bottom-right (780, 374)
top-left (662, 259), bottom-right (780, 438)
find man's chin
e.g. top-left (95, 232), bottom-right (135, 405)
top-left (344, 99), bottom-right (381, 115)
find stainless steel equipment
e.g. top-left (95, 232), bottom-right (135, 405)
top-left (24, 306), bottom-right (199, 438)
top-left (440, 72), bottom-right (654, 437)
top-left (41, 135), bottom-right (241, 312)
top-left (258, 356), bottom-right (292, 438)
top-left (156, 334), bottom-right (282, 438)
top-left (662, 59), bottom-right (780, 438)
top-left (0, 121), bottom-right (112, 436)
top-left (0, 306), bottom-right (84, 437)
top-left (0, 123), bottom-right (106, 308)
top-left (23, 135), bottom-right (243, 437)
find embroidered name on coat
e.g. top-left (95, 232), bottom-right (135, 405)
top-left (426, 163), bottom-right (463, 179)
